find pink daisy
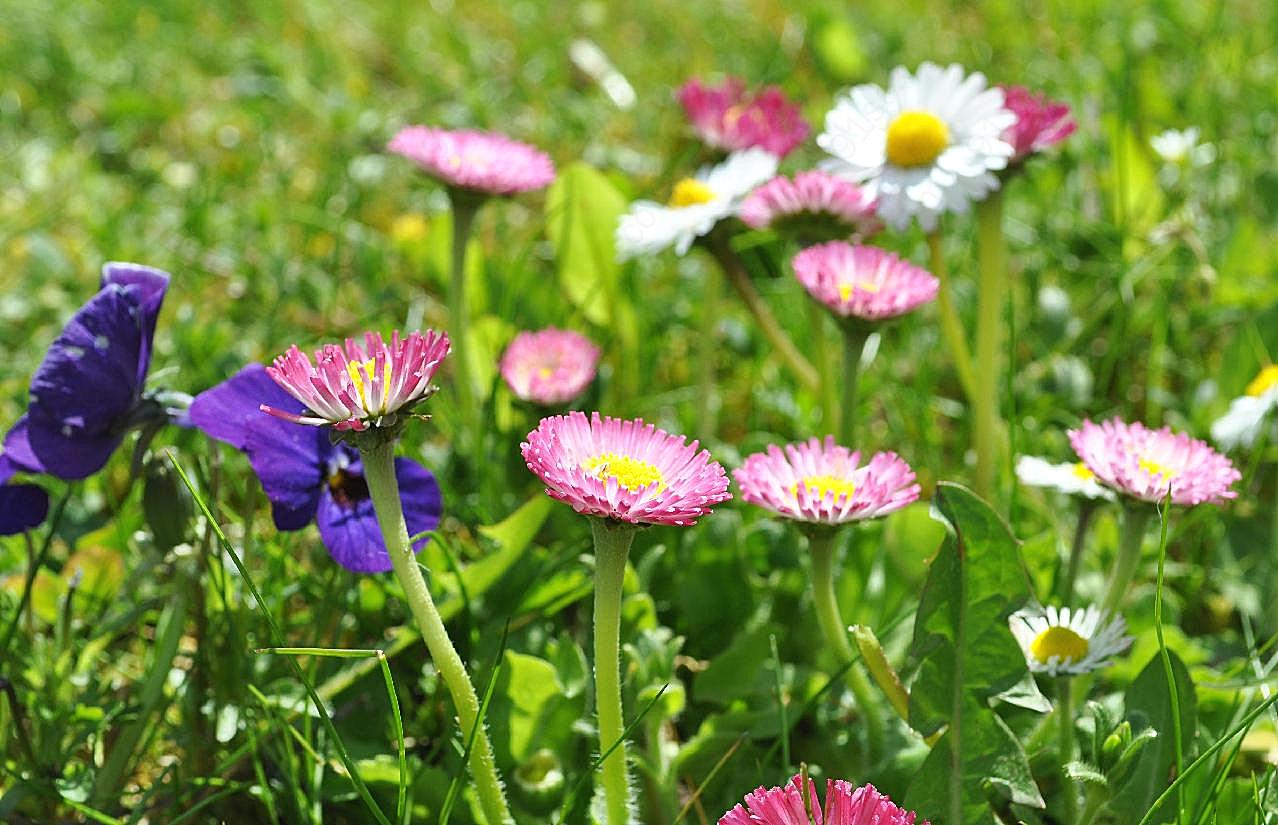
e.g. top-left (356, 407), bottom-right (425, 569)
top-left (500, 328), bottom-right (601, 406)
top-left (734, 436), bottom-right (920, 525)
top-left (1068, 417), bottom-right (1240, 506)
top-left (791, 243), bottom-right (939, 321)
top-left (678, 76), bottom-right (810, 158)
top-left (718, 774), bottom-right (925, 825)
top-left (740, 171), bottom-right (882, 240)
top-left (999, 85), bottom-right (1076, 162)
top-left (386, 126), bottom-right (555, 195)
top-left (522, 411), bottom-right (731, 526)
top-left (263, 330), bottom-right (450, 431)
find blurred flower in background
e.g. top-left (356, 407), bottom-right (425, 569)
top-left (1212, 364), bottom-right (1278, 450)
top-left (677, 76), bottom-right (810, 158)
top-left (1015, 455), bottom-right (1116, 500)
top-left (740, 170), bottom-right (881, 241)
top-left (500, 328), bottom-right (600, 406)
top-left (387, 127), bottom-right (556, 196)
top-left (791, 242), bottom-right (938, 321)
top-left (999, 84), bottom-right (1076, 163)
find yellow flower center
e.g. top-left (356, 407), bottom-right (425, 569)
top-left (668, 178), bottom-right (717, 208)
top-left (1030, 626), bottom-right (1089, 664)
top-left (1138, 456), bottom-right (1178, 480)
top-left (1072, 463), bottom-right (1095, 481)
top-left (790, 474), bottom-right (857, 501)
top-left (346, 358), bottom-right (392, 412)
top-left (582, 452), bottom-right (666, 492)
top-left (1247, 365), bottom-right (1278, 397)
top-left (885, 110), bottom-right (951, 168)
top-left (838, 281), bottom-right (881, 302)
top-left (537, 366), bottom-right (554, 380)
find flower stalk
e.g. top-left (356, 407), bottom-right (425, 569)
top-left (447, 189), bottom-right (483, 444)
top-left (973, 192), bottom-right (1006, 499)
top-left (590, 518), bottom-right (639, 825)
top-left (926, 232), bottom-right (977, 405)
top-left (1102, 504), bottom-right (1154, 616)
top-left (839, 322), bottom-right (871, 447)
top-left (1057, 677), bottom-right (1078, 824)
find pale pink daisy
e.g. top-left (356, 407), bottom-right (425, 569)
top-left (386, 126), bottom-right (555, 195)
top-left (734, 436), bottom-right (920, 525)
top-left (1068, 417), bottom-right (1240, 506)
top-left (263, 330), bottom-right (450, 431)
top-left (521, 411), bottom-right (731, 526)
top-left (999, 85), bottom-right (1076, 162)
top-left (500, 328), bottom-right (601, 406)
top-left (678, 76), bottom-right (810, 158)
top-left (739, 171), bottom-right (882, 240)
top-left (791, 242), bottom-right (939, 321)
top-left (718, 774), bottom-right (925, 825)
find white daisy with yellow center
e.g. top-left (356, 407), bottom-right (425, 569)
top-left (1015, 455), bottom-right (1116, 501)
top-left (1009, 605), bottom-right (1132, 677)
top-left (817, 62), bottom-right (1016, 232)
top-left (616, 148), bottom-right (778, 260)
top-left (1211, 364), bottom-right (1278, 450)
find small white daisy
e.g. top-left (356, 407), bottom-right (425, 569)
top-left (615, 148), bottom-right (778, 260)
top-left (1015, 455), bottom-right (1116, 501)
top-left (1212, 365), bottom-right (1278, 450)
top-left (1009, 605), bottom-right (1132, 677)
top-left (817, 62), bottom-right (1016, 232)
top-left (1150, 127), bottom-right (1215, 167)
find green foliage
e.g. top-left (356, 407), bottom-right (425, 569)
top-left (1110, 651), bottom-right (1198, 821)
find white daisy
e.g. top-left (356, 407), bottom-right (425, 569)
top-left (1015, 455), bottom-right (1116, 501)
top-left (1150, 127), bottom-right (1215, 167)
top-left (615, 148), bottom-right (778, 260)
top-left (817, 62), bottom-right (1016, 232)
top-left (1212, 365), bottom-right (1278, 450)
top-left (1010, 605), bottom-right (1132, 677)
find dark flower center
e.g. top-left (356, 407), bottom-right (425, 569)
top-left (327, 468), bottom-right (370, 507)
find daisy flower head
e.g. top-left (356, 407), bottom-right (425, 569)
top-left (1069, 417), bottom-right (1240, 506)
top-left (1212, 365), bottom-right (1278, 450)
top-left (678, 76), bottom-right (810, 158)
top-left (999, 85), bottom-right (1076, 163)
top-left (817, 62), bottom-right (1016, 232)
top-left (718, 774), bottom-right (925, 825)
top-left (733, 436), bottom-right (920, 526)
top-left (1150, 127), bottom-right (1215, 167)
top-left (263, 330), bottom-right (450, 432)
top-left (616, 148), bottom-right (778, 260)
top-left (739, 171), bottom-right (882, 241)
top-left (1010, 605), bottom-right (1132, 677)
top-left (791, 242), bottom-right (939, 322)
top-left (521, 411), bottom-right (731, 526)
top-left (1014, 455), bottom-right (1116, 501)
top-left (500, 328), bottom-right (601, 406)
top-left (386, 126), bottom-right (556, 196)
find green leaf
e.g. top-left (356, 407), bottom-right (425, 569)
top-left (488, 651), bottom-right (577, 764)
top-left (478, 495), bottom-right (555, 555)
top-left (544, 161), bottom-right (626, 325)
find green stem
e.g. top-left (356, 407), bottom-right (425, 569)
top-left (816, 305), bottom-right (840, 436)
top-left (447, 190), bottom-right (483, 448)
top-left (590, 518), bottom-right (638, 825)
top-left (1152, 498), bottom-right (1184, 825)
top-left (1060, 500), bottom-right (1099, 604)
top-left (1057, 678), bottom-right (1078, 825)
top-left (1077, 786), bottom-right (1106, 825)
top-left (973, 194), bottom-right (1006, 500)
top-left (839, 323), bottom-right (870, 446)
top-left (697, 260), bottom-right (722, 438)
top-left (360, 442), bottom-right (512, 825)
top-left (1101, 504), bottom-right (1154, 616)
top-left (849, 624), bottom-right (910, 723)
top-left (807, 531), bottom-right (883, 753)
top-left (927, 232), bottom-right (977, 403)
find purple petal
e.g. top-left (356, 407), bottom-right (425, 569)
top-left (242, 419), bottom-right (327, 526)
top-left (0, 482), bottom-right (48, 536)
top-left (1, 416), bottom-right (45, 475)
top-left (395, 456), bottom-right (443, 551)
top-left (315, 456), bottom-right (442, 574)
top-left (190, 364), bottom-right (305, 451)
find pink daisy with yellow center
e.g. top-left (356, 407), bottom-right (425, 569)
top-left (740, 171), bottom-right (882, 240)
top-left (500, 328), bottom-right (601, 406)
top-left (678, 76), bottom-right (810, 158)
top-left (718, 774), bottom-right (925, 825)
top-left (734, 436), bottom-right (920, 525)
top-left (791, 242), bottom-right (939, 321)
top-left (263, 330), bottom-right (450, 431)
top-left (521, 411), bottom-right (731, 526)
top-left (1068, 417), bottom-right (1240, 506)
top-left (387, 126), bottom-right (555, 195)
top-left (999, 85), bottom-right (1076, 163)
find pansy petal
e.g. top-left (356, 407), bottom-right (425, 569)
top-left (242, 420), bottom-right (327, 517)
top-left (395, 457), bottom-right (443, 549)
top-left (101, 262), bottom-right (170, 356)
top-left (0, 483), bottom-right (49, 536)
top-left (190, 364), bottom-right (306, 451)
top-left (25, 424), bottom-right (121, 481)
top-left (315, 488), bottom-right (391, 573)
top-left (1, 416), bottom-right (45, 474)
top-left (271, 498), bottom-right (320, 532)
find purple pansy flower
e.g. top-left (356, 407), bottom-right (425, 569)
top-left (0, 453), bottom-right (48, 536)
top-left (189, 365), bottom-right (442, 573)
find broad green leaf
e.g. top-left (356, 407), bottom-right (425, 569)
top-left (489, 651), bottom-right (579, 764)
top-left (545, 161), bottom-right (626, 325)
top-left (693, 622), bottom-right (778, 705)
top-left (478, 495), bottom-right (555, 556)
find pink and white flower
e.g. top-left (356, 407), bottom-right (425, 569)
top-left (500, 328), bottom-right (601, 405)
top-left (678, 76), bottom-right (810, 158)
top-left (1068, 417), bottom-right (1240, 506)
top-left (521, 411), bottom-right (731, 526)
top-left (386, 126), bottom-right (555, 195)
top-left (999, 85), bottom-right (1076, 162)
top-left (734, 436), bottom-right (920, 525)
top-left (740, 171), bottom-right (882, 239)
top-left (718, 774), bottom-right (925, 825)
top-left (263, 330), bottom-right (451, 431)
top-left (791, 243), bottom-right (939, 321)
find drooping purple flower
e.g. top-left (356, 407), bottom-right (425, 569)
top-left (0, 453), bottom-right (48, 536)
top-left (189, 365), bottom-right (443, 573)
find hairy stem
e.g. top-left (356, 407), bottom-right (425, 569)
top-left (1102, 504), bottom-right (1153, 616)
top-left (591, 518), bottom-right (638, 825)
top-left (973, 193), bottom-right (1006, 499)
top-left (839, 323), bottom-right (870, 446)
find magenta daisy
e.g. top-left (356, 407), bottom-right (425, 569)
top-left (1068, 417), bottom-right (1240, 506)
top-left (386, 126), bottom-right (555, 195)
top-left (734, 436), bottom-right (920, 525)
top-left (791, 242), bottom-right (939, 321)
top-left (521, 411), bottom-right (731, 526)
top-left (263, 330), bottom-right (450, 431)
top-left (740, 171), bottom-right (882, 240)
top-left (500, 328), bottom-right (601, 406)
top-left (999, 85), bottom-right (1076, 163)
top-left (718, 774), bottom-right (925, 825)
top-left (678, 76), bottom-right (810, 158)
